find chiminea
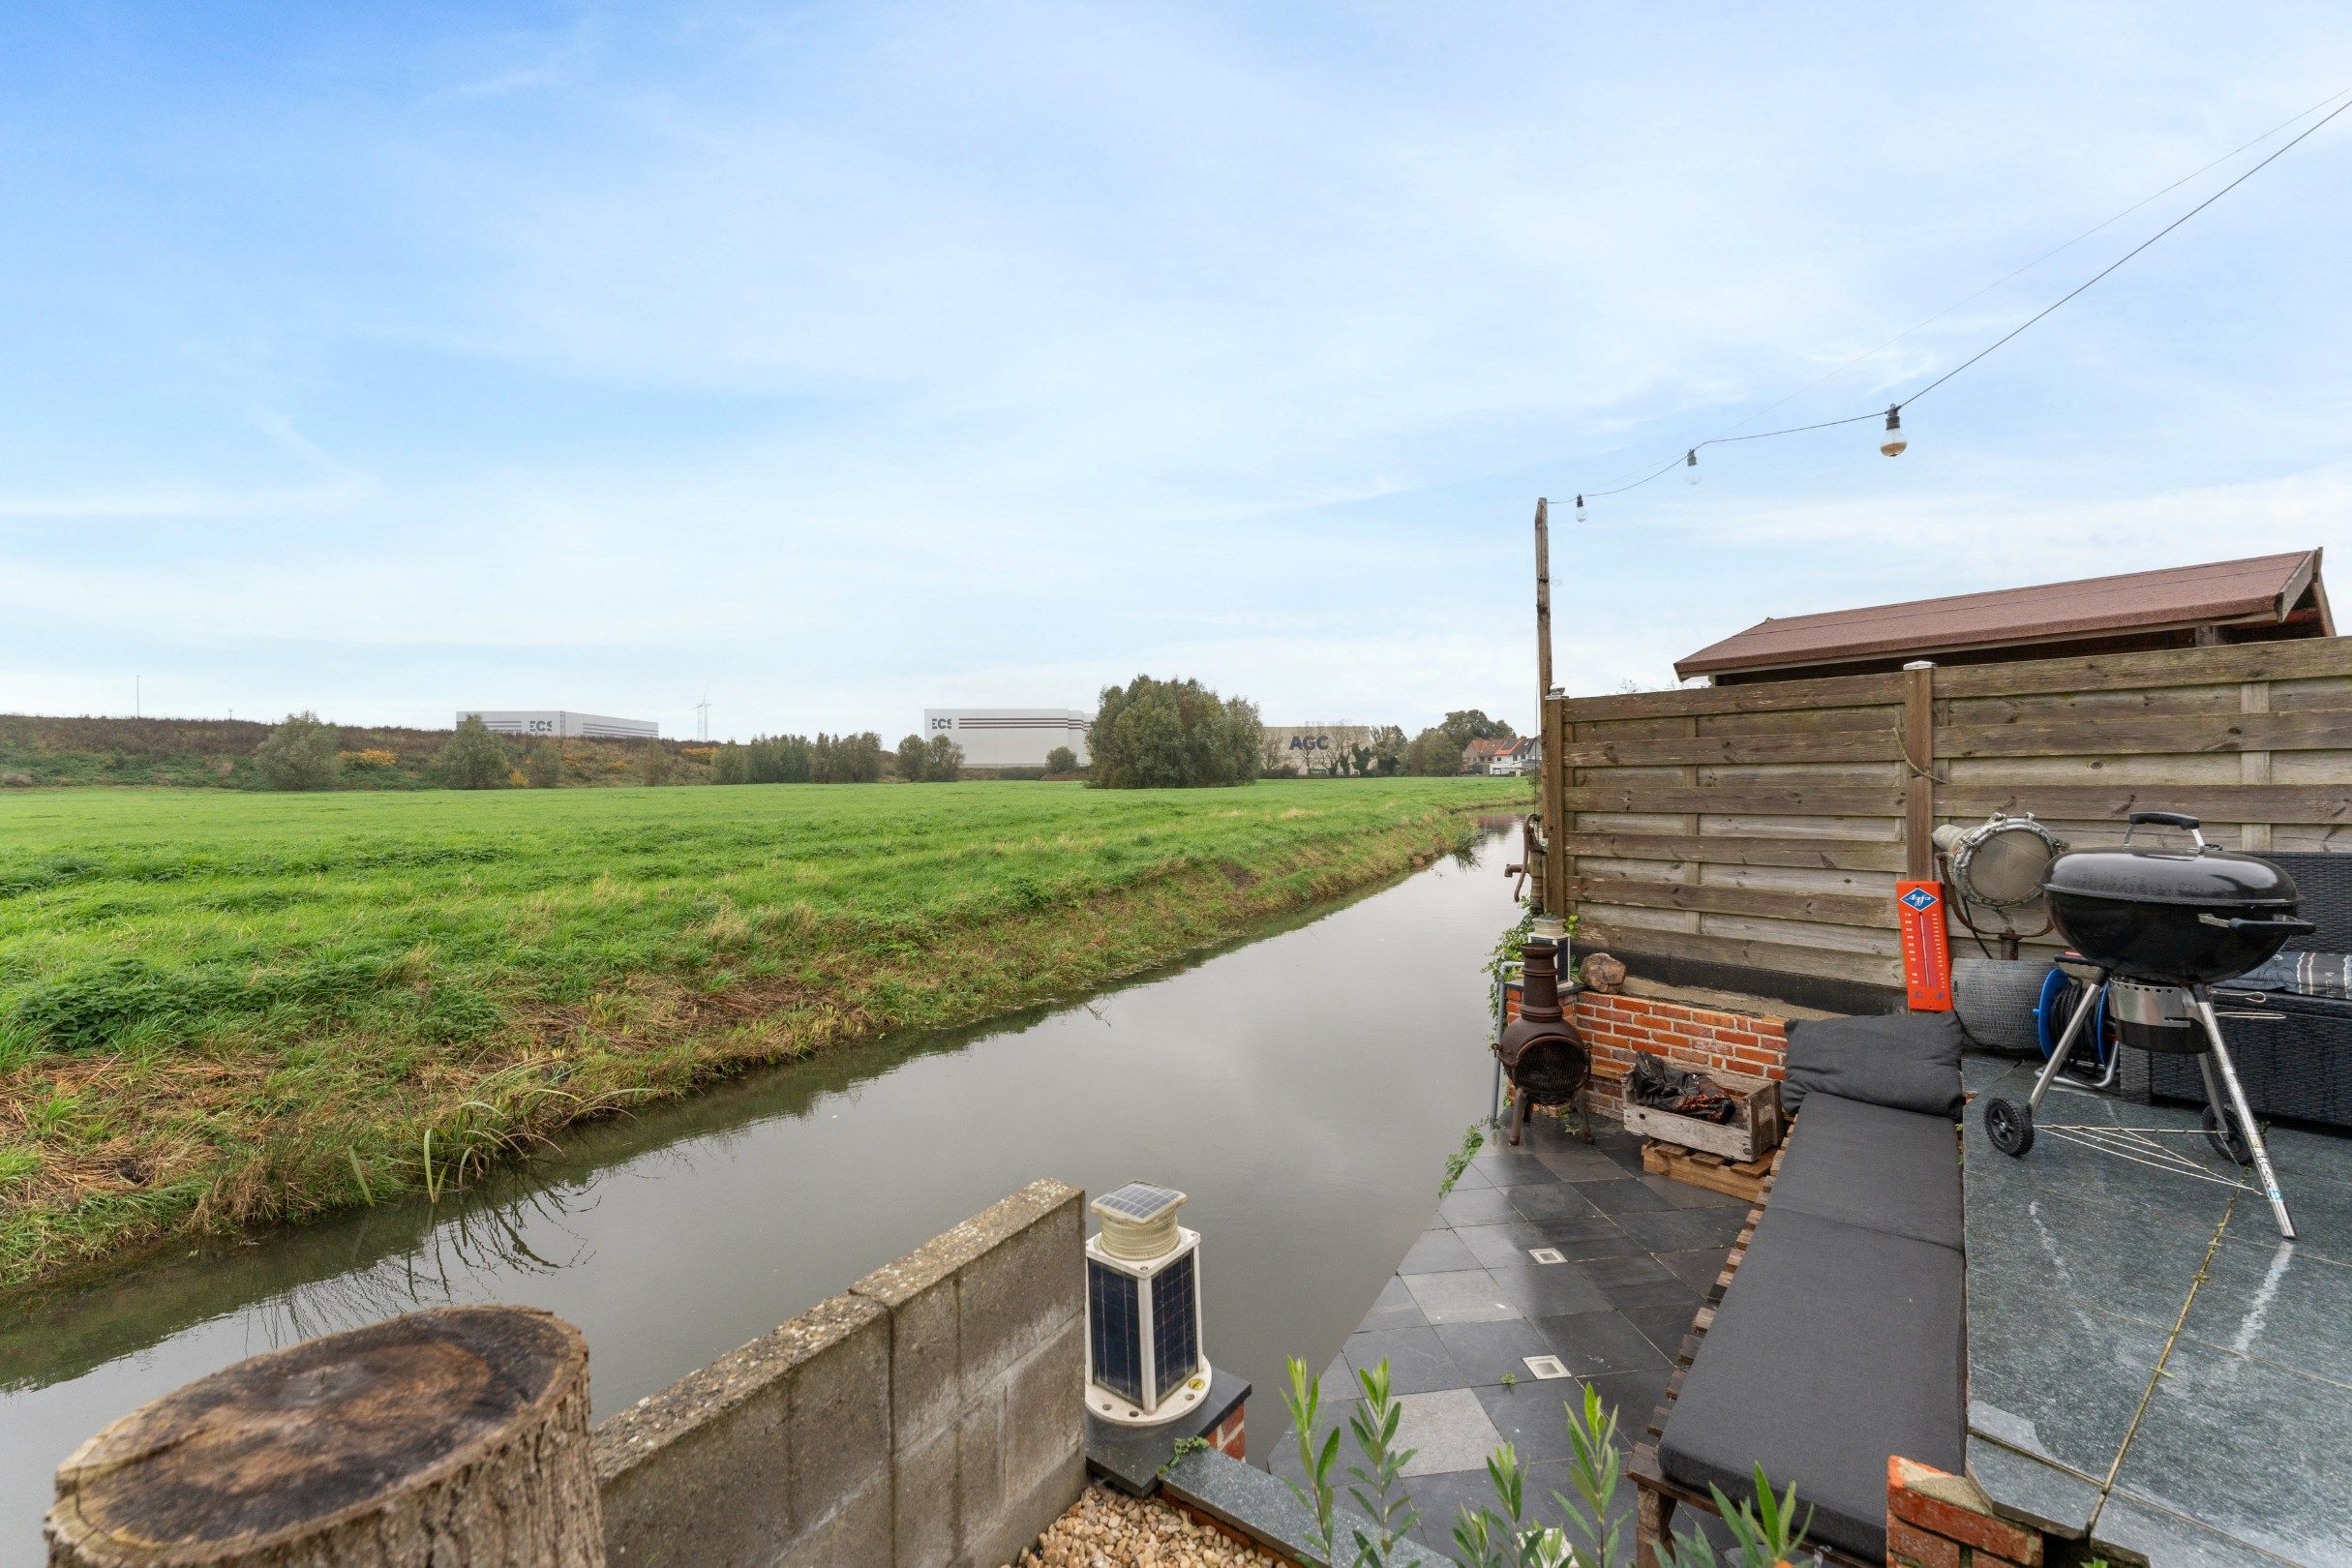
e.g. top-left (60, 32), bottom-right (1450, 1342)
top-left (1496, 937), bottom-right (1592, 1146)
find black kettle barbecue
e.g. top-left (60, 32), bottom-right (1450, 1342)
top-left (1983, 811), bottom-right (2314, 1238)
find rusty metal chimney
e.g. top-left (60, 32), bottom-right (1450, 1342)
top-left (1495, 937), bottom-right (1591, 1146)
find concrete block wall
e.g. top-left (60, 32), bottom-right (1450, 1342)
top-left (593, 1178), bottom-right (1087, 1568)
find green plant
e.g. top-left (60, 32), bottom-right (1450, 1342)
top-left (1282, 1356), bottom-right (1343, 1565)
top-left (1484, 908), bottom-right (1578, 1026)
top-left (437, 716), bottom-right (512, 790)
top-left (924, 733), bottom-right (964, 782)
top-left (1450, 1384), bottom-right (1814, 1568)
top-left (1499, 1372), bottom-right (1517, 1388)
top-left (1160, 1434), bottom-right (1211, 1475)
top-left (253, 711), bottom-right (341, 791)
top-left (1088, 674), bottom-right (1262, 789)
top-left (525, 741), bottom-right (562, 789)
top-left (894, 734), bottom-right (928, 782)
top-left (1343, 1361), bottom-right (1421, 1564)
top-left (1044, 745), bottom-right (1078, 775)
top-left (1440, 1123), bottom-right (1486, 1196)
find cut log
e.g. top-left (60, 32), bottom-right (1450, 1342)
top-left (47, 1305), bottom-right (603, 1568)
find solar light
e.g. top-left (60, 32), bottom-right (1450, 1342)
top-left (1880, 405), bottom-right (1907, 457)
top-left (1085, 1183), bottom-right (1208, 1426)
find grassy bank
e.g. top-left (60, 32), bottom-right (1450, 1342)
top-left (0, 777), bottom-right (1525, 1288)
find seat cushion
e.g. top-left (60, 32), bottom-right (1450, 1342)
top-left (1658, 1207), bottom-right (1965, 1562)
top-left (1771, 1092), bottom-right (1962, 1251)
top-left (1781, 1010), bottom-right (1964, 1119)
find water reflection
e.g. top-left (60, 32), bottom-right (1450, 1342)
top-left (0, 832), bottom-right (1515, 1547)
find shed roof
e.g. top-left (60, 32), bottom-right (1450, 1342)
top-left (1674, 550), bottom-right (2327, 680)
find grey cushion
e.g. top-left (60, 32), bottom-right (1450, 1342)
top-left (1658, 1206), bottom-right (1965, 1561)
top-left (1769, 1092), bottom-right (1962, 1251)
top-left (1781, 1010), bottom-right (1964, 1119)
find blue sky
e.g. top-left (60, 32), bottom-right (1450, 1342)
top-left (4, 3), bottom-right (2348, 740)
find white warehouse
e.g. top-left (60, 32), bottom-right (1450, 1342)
top-left (457, 710), bottom-right (660, 740)
top-left (922, 709), bottom-right (1090, 769)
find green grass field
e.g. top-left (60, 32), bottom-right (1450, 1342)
top-left (0, 776), bottom-right (1524, 1287)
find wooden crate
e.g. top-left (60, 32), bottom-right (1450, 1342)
top-left (1619, 1067), bottom-right (1783, 1162)
top-left (1642, 1139), bottom-right (1777, 1202)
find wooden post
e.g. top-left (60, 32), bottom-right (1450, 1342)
top-left (1543, 691), bottom-right (1569, 919)
top-left (1534, 498), bottom-right (1553, 701)
top-left (48, 1307), bottom-right (604, 1568)
top-left (2241, 678), bottom-right (2274, 851)
top-left (1902, 660), bottom-right (1938, 880)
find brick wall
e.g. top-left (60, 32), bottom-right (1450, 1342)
top-left (1886, 1456), bottom-right (2049, 1568)
top-left (1562, 991), bottom-right (1788, 1116)
top-left (1206, 1403), bottom-right (1246, 1462)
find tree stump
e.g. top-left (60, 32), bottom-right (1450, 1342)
top-left (46, 1305), bottom-right (604, 1568)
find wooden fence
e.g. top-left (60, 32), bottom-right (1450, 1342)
top-left (1539, 637), bottom-right (2352, 996)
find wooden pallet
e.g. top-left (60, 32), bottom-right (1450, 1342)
top-left (1640, 1138), bottom-right (1775, 1202)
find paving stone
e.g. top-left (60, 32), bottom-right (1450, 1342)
top-left (1398, 1229), bottom-right (1477, 1276)
top-left (1343, 1325), bottom-right (1470, 1396)
top-left (1486, 1260), bottom-right (1612, 1318)
top-left (1505, 1183), bottom-right (1606, 1222)
top-left (1402, 1268), bottom-right (1522, 1325)
top-left (1430, 1318), bottom-right (1558, 1388)
top-left (1438, 1186), bottom-right (1524, 1226)
top-left (1393, 1387), bottom-right (1510, 1477)
top-left (1531, 1310), bottom-right (1671, 1377)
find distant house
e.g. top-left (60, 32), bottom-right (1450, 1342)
top-left (1487, 737), bottom-right (1539, 776)
top-left (1462, 737), bottom-right (1512, 774)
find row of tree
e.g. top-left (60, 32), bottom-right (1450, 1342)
top-left (710, 732), bottom-right (888, 784)
top-left (893, 732), bottom-right (965, 782)
top-left (1087, 675), bottom-right (1262, 789)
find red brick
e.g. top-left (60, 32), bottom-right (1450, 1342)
top-left (1884, 1516), bottom-right (1961, 1568)
top-left (1887, 1460), bottom-right (2041, 1566)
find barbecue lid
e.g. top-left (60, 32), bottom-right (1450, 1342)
top-left (2043, 845), bottom-right (2300, 909)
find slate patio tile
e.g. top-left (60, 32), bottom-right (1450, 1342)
top-left (1607, 1205), bottom-right (1750, 1253)
top-left (1640, 1172), bottom-right (1750, 1210)
top-left (1453, 1221), bottom-right (1559, 1271)
top-left (1474, 1380), bottom-right (1581, 1463)
top-left (1344, 1325), bottom-right (1469, 1396)
top-left (1620, 1301), bottom-right (1704, 1361)
top-left (1398, 1229), bottom-right (1477, 1276)
top-left (1393, 1387), bottom-right (1509, 1477)
top-left (1402, 1269), bottom-right (1522, 1325)
top-left (1654, 1246), bottom-right (1732, 1292)
top-left (1469, 1150), bottom-right (1553, 1186)
top-left (1531, 1309), bottom-right (1670, 1376)
top-left (1532, 1144), bottom-right (1630, 1183)
top-left (1438, 1186), bottom-right (1523, 1227)
top-left (1505, 1183), bottom-right (1606, 1222)
top-left (1356, 1274), bottom-right (1429, 1333)
top-left (1487, 1260), bottom-right (1612, 1318)
top-left (1574, 1177), bottom-right (1677, 1216)
top-left (1432, 1317), bottom-right (1560, 1388)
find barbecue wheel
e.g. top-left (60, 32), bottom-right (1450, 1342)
top-left (2202, 1103), bottom-right (2253, 1167)
top-left (1984, 1096), bottom-right (2035, 1158)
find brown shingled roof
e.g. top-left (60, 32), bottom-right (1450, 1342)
top-left (1675, 550), bottom-right (2325, 680)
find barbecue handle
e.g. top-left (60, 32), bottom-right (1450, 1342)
top-left (2126, 810), bottom-right (2204, 848)
top-left (2196, 913), bottom-right (2318, 936)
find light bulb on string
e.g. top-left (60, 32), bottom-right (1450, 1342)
top-left (1574, 495), bottom-right (1586, 522)
top-left (1879, 405), bottom-right (1907, 458)
top-left (1683, 449), bottom-right (1700, 486)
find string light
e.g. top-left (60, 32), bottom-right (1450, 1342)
top-left (1574, 494), bottom-right (1586, 521)
top-left (1566, 89), bottom-right (2349, 513)
top-left (1879, 406), bottom-right (1907, 458)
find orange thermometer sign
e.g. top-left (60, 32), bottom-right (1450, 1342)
top-left (1897, 881), bottom-right (1953, 1011)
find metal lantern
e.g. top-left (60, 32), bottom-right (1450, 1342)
top-left (1085, 1183), bottom-right (1208, 1426)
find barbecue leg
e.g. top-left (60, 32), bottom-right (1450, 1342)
top-left (2191, 989), bottom-right (2295, 1241)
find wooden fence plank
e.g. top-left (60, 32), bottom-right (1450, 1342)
top-left (1560, 670), bottom-right (1905, 722)
top-left (1561, 785), bottom-right (1905, 816)
top-left (1557, 727), bottom-right (1903, 768)
top-left (1574, 920), bottom-right (1906, 985)
top-left (1933, 638), bottom-right (2352, 700)
top-left (1565, 876), bottom-right (1893, 928)
top-left (1936, 783), bottom-right (2352, 825)
top-left (1936, 708), bottom-right (2352, 759)
top-left (1553, 831), bottom-right (1908, 871)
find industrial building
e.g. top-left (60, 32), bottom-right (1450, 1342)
top-left (1259, 723), bottom-right (1387, 775)
top-left (456, 710), bottom-right (660, 740)
top-left (921, 709), bottom-right (1090, 769)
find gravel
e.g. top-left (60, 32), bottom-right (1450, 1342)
top-left (1006, 1483), bottom-right (1294, 1568)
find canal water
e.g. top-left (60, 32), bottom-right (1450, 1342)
top-left (0, 830), bottom-right (1515, 1549)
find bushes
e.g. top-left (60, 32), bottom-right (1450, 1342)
top-left (1045, 745), bottom-right (1078, 776)
top-left (923, 734), bottom-right (963, 782)
top-left (894, 734), bottom-right (928, 782)
top-left (1405, 726), bottom-right (1462, 776)
top-left (253, 712), bottom-right (341, 791)
top-left (437, 716), bottom-right (512, 789)
top-left (524, 742), bottom-right (563, 789)
top-left (1088, 675), bottom-right (1261, 789)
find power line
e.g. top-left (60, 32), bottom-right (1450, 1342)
top-left (1576, 88), bottom-right (2351, 505)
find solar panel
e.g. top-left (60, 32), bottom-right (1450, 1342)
top-left (1095, 1183), bottom-right (1185, 1222)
